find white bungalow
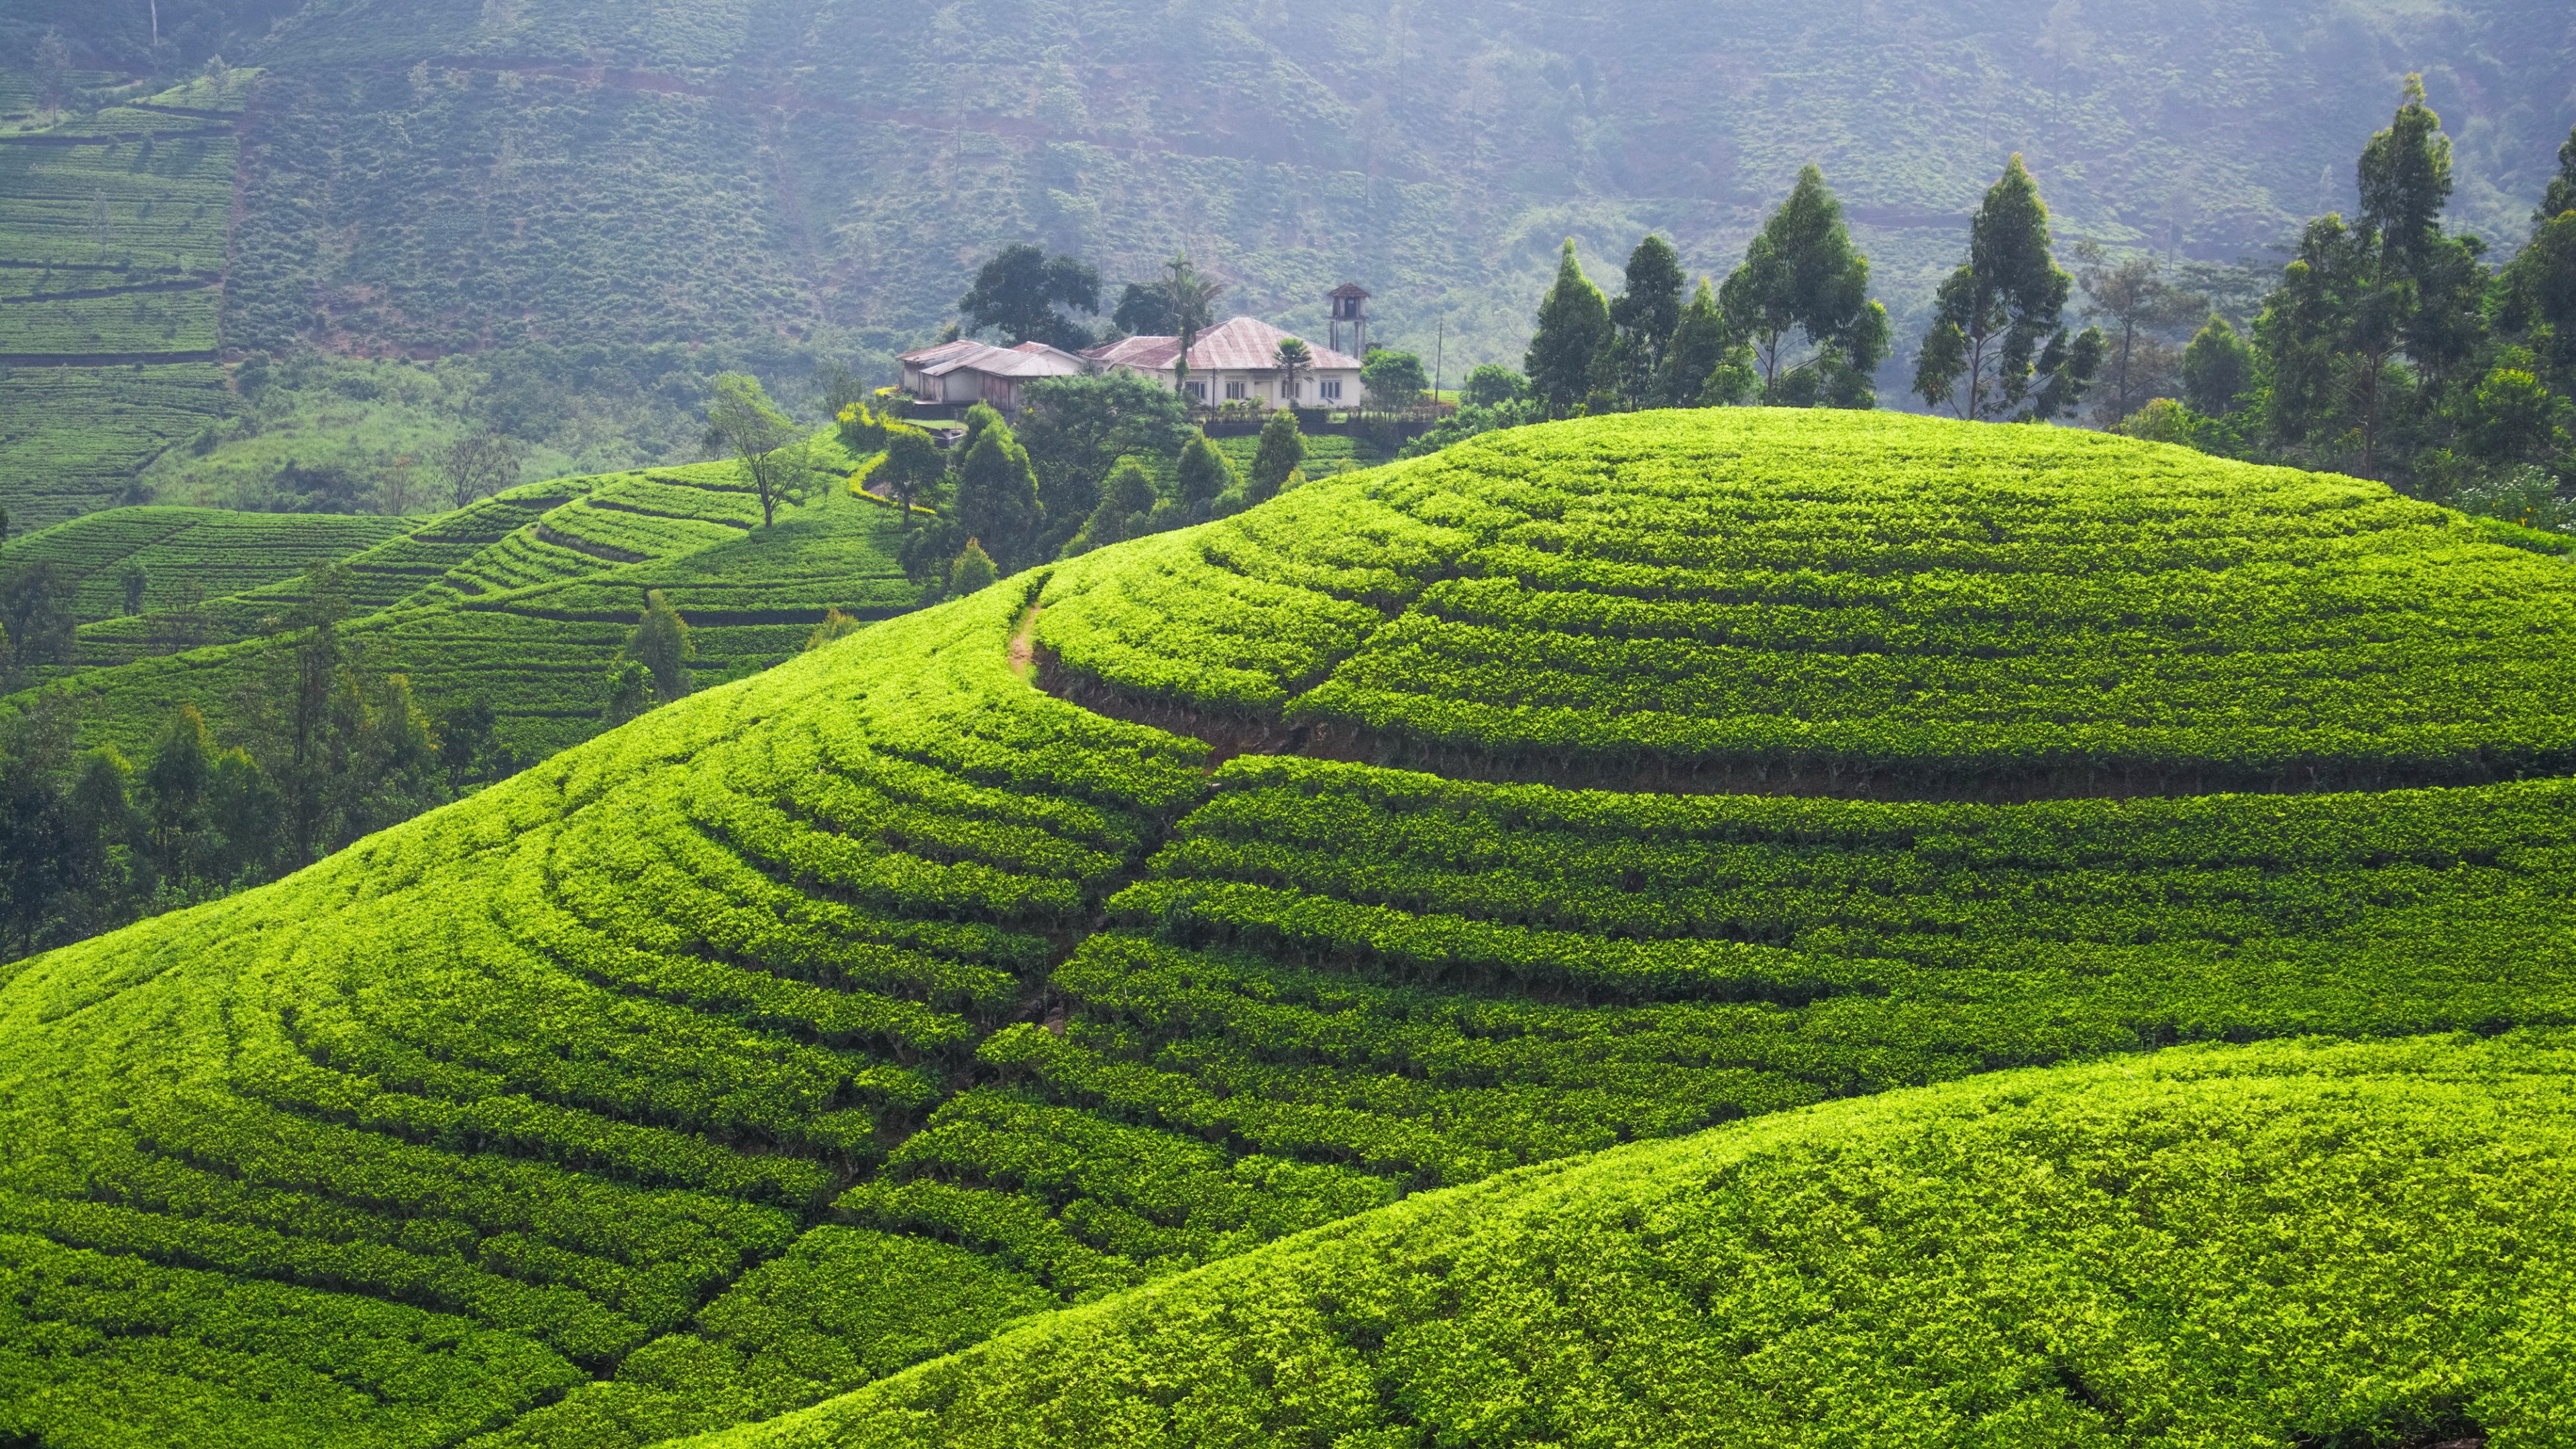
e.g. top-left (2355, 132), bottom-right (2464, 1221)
top-left (1084, 316), bottom-right (1363, 408)
top-left (895, 339), bottom-right (1090, 417)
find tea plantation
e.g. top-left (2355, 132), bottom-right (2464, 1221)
top-left (7, 441), bottom-right (914, 762)
top-left (5, 410), bottom-right (2576, 1448)
top-left (0, 70), bottom-right (248, 527)
top-left (7, 504), bottom-right (409, 621)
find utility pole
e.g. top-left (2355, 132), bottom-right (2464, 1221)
top-left (1432, 321), bottom-right (1443, 410)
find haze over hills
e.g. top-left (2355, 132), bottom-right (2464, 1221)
top-left (214, 0), bottom-right (2576, 368)
top-left (3, 0), bottom-right (2569, 527)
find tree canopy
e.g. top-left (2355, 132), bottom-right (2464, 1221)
top-left (704, 372), bottom-right (816, 527)
top-left (1913, 154), bottom-right (2102, 421)
top-left (1718, 165), bottom-right (1888, 407)
top-left (959, 244), bottom-right (1101, 350)
top-left (1525, 240), bottom-right (1612, 415)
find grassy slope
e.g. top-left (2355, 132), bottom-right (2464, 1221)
top-left (1207, 431), bottom-right (1389, 482)
top-left (7, 439), bottom-right (912, 761)
top-left (6, 504), bottom-right (409, 621)
top-left (3, 413), bottom-right (2576, 1447)
top-left (0, 70), bottom-right (251, 527)
top-left (680, 1033), bottom-right (2576, 1449)
top-left (1039, 409), bottom-right (2576, 792)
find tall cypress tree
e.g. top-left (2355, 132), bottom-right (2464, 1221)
top-left (623, 590), bottom-right (695, 703)
top-left (2357, 76), bottom-right (2451, 276)
top-left (1719, 165), bottom-right (1890, 406)
top-left (1174, 435), bottom-right (1238, 518)
top-left (2363, 78), bottom-right (2485, 393)
top-left (1912, 154), bottom-right (2102, 421)
top-left (1525, 239), bottom-right (1612, 416)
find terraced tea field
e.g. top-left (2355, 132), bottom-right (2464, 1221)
top-left (0, 70), bottom-right (248, 527)
top-left (10, 441), bottom-right (913, 762)
top-left (7, 504), bottom-right (410, 620)
top-left (5, 411), bottom-right (2575, 1449)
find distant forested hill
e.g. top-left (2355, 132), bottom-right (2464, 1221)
top-left (227, 0), bottom-right (2576, 365)
top-left (1, 0), bottom-right (2569, 521)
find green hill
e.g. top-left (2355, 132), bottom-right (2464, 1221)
top-left (3, 411), bottom-right (2575, 1446)
top-left (8, 0), bottom-right (2575, 529)
top-left (6, 438), bottom-right (914, 764)
top-left (680, 1032), bottom-right (2576, 1449)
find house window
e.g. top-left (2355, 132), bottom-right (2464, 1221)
top-left (1320, 379), bottom-right (1343, 402)
top-left (1226, 380), bottom-right (1246, 400)
top-left (1185, 380), bottom-right (1208, 402)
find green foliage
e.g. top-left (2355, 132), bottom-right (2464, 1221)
top-left (1663, 277), bottom-right (1756, 408)
top-left (602, 658), bottom-right (651, 725)
top-left (956, 244), bottom-right (1098, 350)
top-left (3, 506), bottom-right (405, 623)
top-left (1914, 154), bottom-right (2100, 421)
top-left (2457, 360), bottom-right (2571, 468)
top-left (947, 539), bottom-right (999, 596)
top-left (1459, 364), bottom-right (1527, 409)
top-left (803, 608), bottom-right (863, 651)
top-left (953, 423), bottom-right (1042, 574)
top-left (1014, 372), bottom-right (1193, 559)
top-left (1244, 408), bottom-right (1303, 506)
top-left (1357, 350), bottom-right (1428, 411)
top-left (624, 590), bottom-right (695, 703)
top-left (870, 425), bottom-right (946, 523)
top-left (1523, 240), bottom-right (1610, 415)
top-left (2219, 76), bottom-right (2565, 492)
top-left (1042, 410), bottom-right (2576, 791)
top-left (2180, 312), bottom-right (2254, 415)
top-left (676, 1035), bottom-right (2576, 1449)
top-left (1601, 235), bottom-right (1686, 408)
top-left (7, 447), bottom-right (910, 780)
top-left (1718, 166), bottom-right (1887, 406)
top-left (14, 408), bottom-right (2576, 1448)
top-left (2455, 464), bottom-right (2575, 535)
top-left (1062, 458), bottom-right (1157, 556)
top-left (706, 374), bottom-right (817, 529)
top-left (1171, 435), bottom-right (1236, 518)
top-left (0, 73), bottom-right (248, 526)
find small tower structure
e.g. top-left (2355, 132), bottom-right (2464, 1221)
top-left (1327, 282), bottom-right (1371, 358)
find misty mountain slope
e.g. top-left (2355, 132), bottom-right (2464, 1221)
top-left (223, 0), bottom-right (2571, 372)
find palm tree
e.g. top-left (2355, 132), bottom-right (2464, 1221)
top-left (1161, 252), bottom-right (1226, 405)
top-left (1271, 336), bottom-right (1313, 407)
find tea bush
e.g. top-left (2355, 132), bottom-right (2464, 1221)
top-left (1038, 411), bottom-right (2576, 792)
top-left (7, 411), bottom-right (2576, 1447)
top-left (0, 76), bottom-right (248, 526)
top-left (676, 1034), bottom-right (2576, 1449)
top-left (12, 450), bottom-right (912, 761)
top-left (6, 505), bottom-right (407, 621)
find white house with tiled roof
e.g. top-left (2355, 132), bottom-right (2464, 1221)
top-left (1085, 316), bottom-right (1362, 408)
